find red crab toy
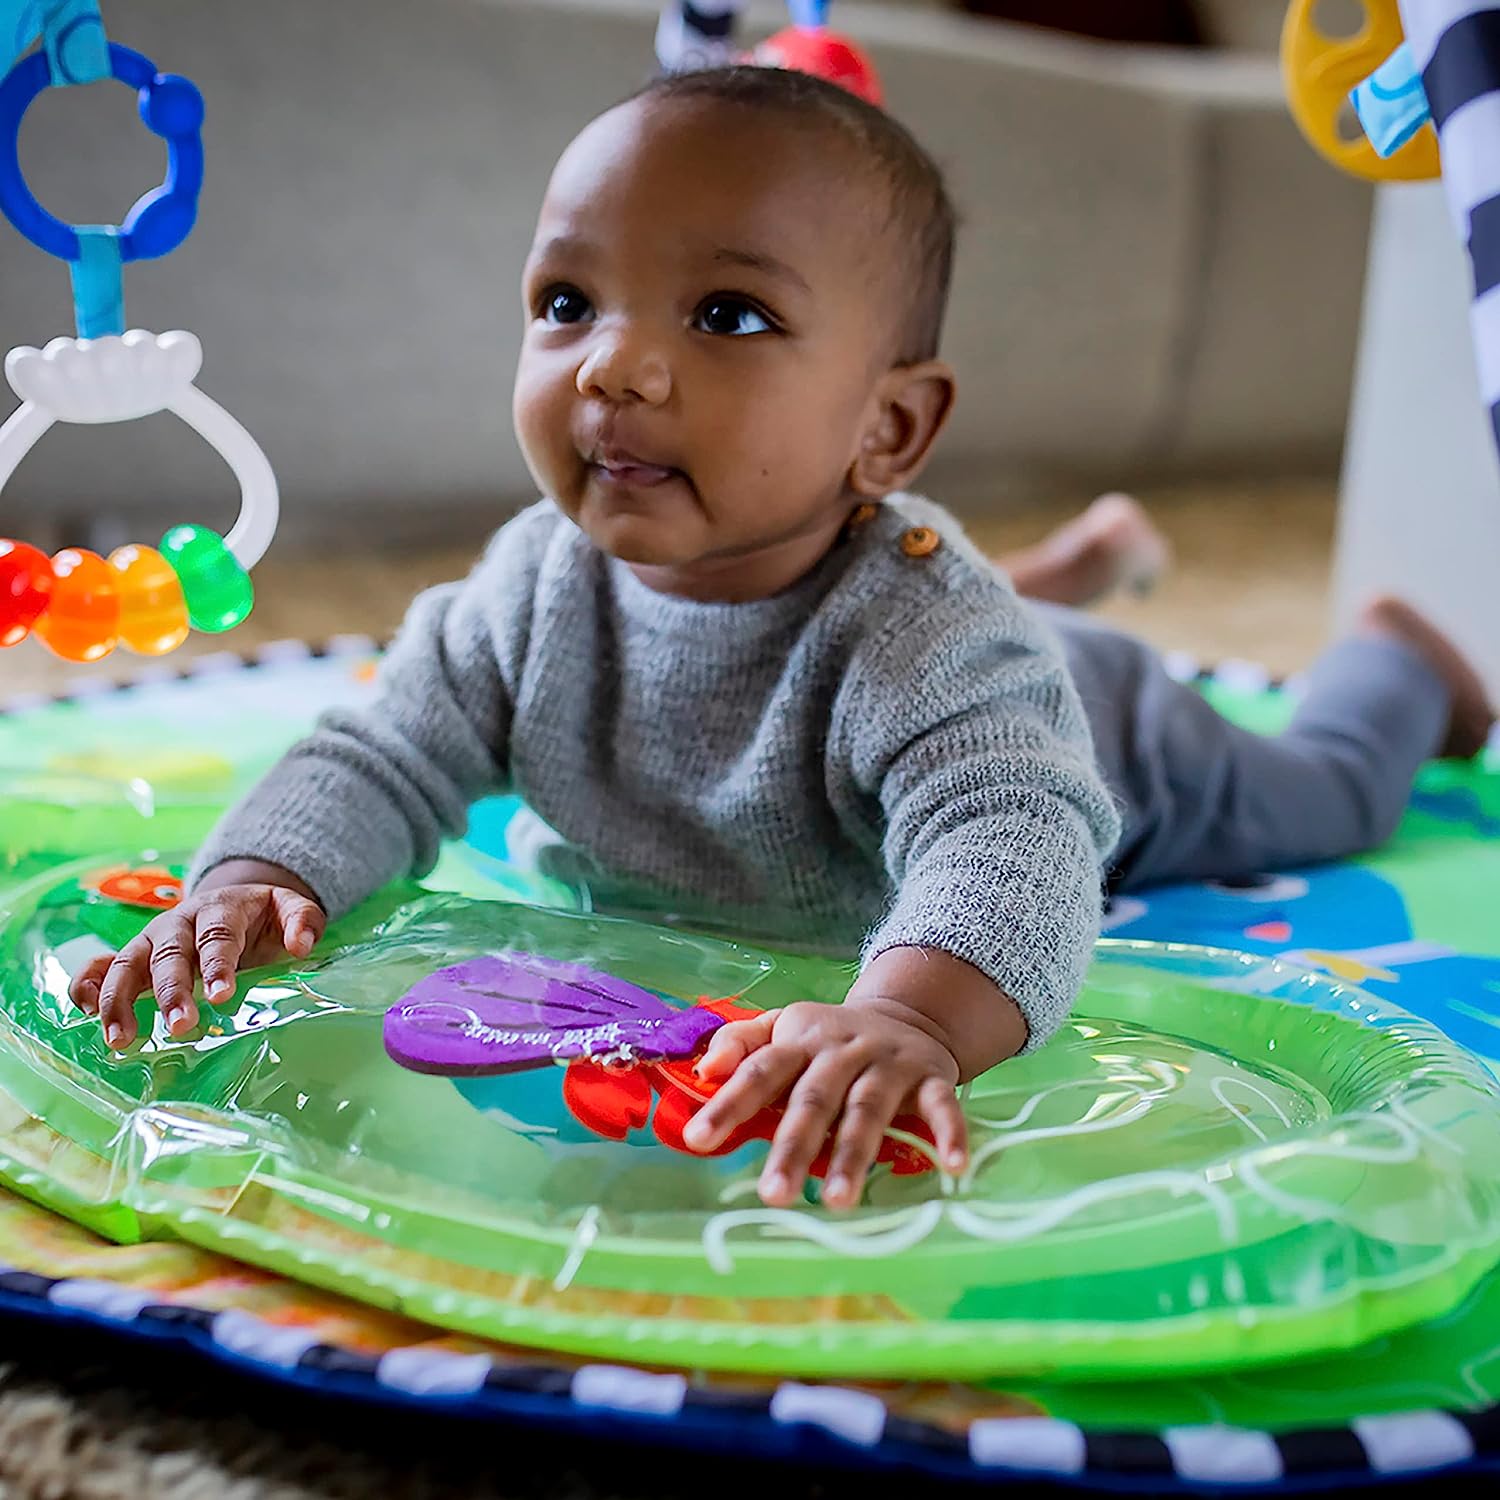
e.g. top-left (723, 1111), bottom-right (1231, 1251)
top-left (561, 997), bottom-right (937, 1176)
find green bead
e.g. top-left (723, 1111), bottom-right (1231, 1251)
top-left (160, 524), bottom-right (254, 634)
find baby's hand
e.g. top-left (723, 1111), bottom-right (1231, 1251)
top-left (682, 996), bottom-right (966, 1211)
top-left (69, 881), bottom-right (326, 1050)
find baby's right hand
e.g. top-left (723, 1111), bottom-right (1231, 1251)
top-left (69, 880), bottom-right (326, 1050)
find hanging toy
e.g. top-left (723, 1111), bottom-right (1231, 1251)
top-left (1280, 0), bottom-right (1438, 182)
top-left (655, 0), bottom-right (745, 72)
top-left (657, 0), bottom-right (883, 108)
top-left (0, 3), bottom-right (278, 663)
top-left (755, 0), bottom-right (883, 108)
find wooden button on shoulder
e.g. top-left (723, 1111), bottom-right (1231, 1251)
top-left (849, 503), bottom-right (879, 527)
top-left (900, 526), bottom-right (941, 558)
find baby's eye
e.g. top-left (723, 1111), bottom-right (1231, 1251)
top-left (539, 286), bottom-right (593, 326)
top-left (693, 296), bottom-right (775, 337)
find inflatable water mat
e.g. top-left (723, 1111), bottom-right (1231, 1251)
top-left (0, 860), bottom-right (1498, 1385)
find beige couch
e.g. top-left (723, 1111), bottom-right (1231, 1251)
top-left (0, 0), bottom-right (1369, 545)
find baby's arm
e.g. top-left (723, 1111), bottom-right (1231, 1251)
top-left (687, 591), bottom-right (1120, 1208)
top-left (72, 509), bottom-right (554, 1044)
top-left (183, 568), bottom-right (516, 919)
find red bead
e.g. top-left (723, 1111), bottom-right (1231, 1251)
top-left (0, 539), bottom-right (53, 647)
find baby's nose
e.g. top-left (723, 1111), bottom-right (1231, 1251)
top-left (575, 326), bottom-right (672, 406)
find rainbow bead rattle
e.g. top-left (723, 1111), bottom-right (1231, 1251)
top-left (0, 331), bottom-right (275, 662)
top-left (0, 7), bottom-right (278, 664)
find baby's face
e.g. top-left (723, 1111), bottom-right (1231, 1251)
top-left (514, 96), bottom-right (902, 587)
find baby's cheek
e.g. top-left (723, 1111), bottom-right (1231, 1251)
top-left (512, 363), bottom-right (575, 494)
top-left (775, 398), bottom-right (860, 489)
top-left (708, 416), bottom-right (831, 525)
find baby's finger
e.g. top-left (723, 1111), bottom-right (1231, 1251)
top-left (915, 1075), bottom-right (968, 1173)
top-left (69, 953), bottom-right (115, 1015)
top-left (97, 936), bottom-right (157, 1049)
top-left (195, 901), bottom-right (251, 1010)
top-left (759, 1054), bottom-right (864, 1208)
top-left (682, 1043), bottom-right (803, 1152)
top-left (821, 1071), bottom-right (909, 1211)
top-left (694, 1013), bottom-right (776, 1082)
top-left (148, 921), bottom-right (201, 1038)
top-left (273, 888), bottom-right (325, 959)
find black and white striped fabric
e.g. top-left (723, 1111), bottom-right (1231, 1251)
top-left (1, 1262), bottom-right (1497, 1491)
top-left (654, 0), bottom-right (744, 73)
top-left (1399, 2), bottom-right (1500, 448)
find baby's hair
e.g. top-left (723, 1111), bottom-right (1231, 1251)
top-left (634, 66), bottom-right (956, 364)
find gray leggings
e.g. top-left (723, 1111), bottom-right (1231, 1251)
top-left (1042, 606), bottom-right (1451, 891)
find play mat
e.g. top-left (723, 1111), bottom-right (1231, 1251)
top-left (0, 642), bottom-right (1498, 1493)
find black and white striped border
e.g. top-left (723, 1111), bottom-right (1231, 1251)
top-left (0, 1263), bottom-right (1496, 1491)
top-left (1398, 1), bottom-right (1500, 450)
top-left (0, 635), bottom-right (383, 718)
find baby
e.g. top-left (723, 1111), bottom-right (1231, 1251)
top-left (73, 67), bottom-right (1492, 1211)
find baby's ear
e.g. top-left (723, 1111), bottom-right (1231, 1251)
top-left (848, 360), bottom-right (957, 498)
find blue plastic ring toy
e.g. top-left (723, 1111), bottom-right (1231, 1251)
top-left (0, 42), bottom-right (203, 262)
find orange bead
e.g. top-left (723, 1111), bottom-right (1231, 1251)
top-left (109, 544), bottom-right (189, 655)
top-left (33, 548), bottom-right (120, 662)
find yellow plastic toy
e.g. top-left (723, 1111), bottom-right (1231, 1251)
top-left (1281, 0), bottom-right (1440, 181)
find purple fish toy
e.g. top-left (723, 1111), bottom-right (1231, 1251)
top-left (382, 952), bottom-right (726, 1077)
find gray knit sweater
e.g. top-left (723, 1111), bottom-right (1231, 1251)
top-left (191, 496), bottom-right (1121, 1048)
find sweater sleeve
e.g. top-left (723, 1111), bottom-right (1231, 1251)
top-left (841, 590), bottom-right (1122, 1052)
top-left (187, 506), bottom-right (555, 917)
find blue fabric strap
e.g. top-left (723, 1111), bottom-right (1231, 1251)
top-left (2, 0), bottom-right (108, 84)
top-left (41, 0), bottom-right (108, 85)
top-left (1350, 41), bottom-right (1432, 159)
top-left (68, 225), bottom-right (123, 337)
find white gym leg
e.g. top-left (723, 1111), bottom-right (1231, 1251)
top-left (1334, 181), bottom-right (1500, 699)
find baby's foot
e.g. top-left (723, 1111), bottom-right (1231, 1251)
top-left (1003, 493), bottom-right (1172, 607)
top-left (1358, 596), bottom-right (1495, 759)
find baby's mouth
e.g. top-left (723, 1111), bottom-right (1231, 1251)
top-left (587, 447), bottom-right (684, 491)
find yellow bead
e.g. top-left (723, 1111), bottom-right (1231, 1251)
top-left (109, 544), bottom-right (190, 656)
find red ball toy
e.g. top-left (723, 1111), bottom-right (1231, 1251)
top-left (754, 25), bottom-right (884, 106)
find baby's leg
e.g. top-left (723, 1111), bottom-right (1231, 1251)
top-left (1058, 599), bottom-right (1493, 890)
top-left (1000, 493), bottom-right (1170, 608)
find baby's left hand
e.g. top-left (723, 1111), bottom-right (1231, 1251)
top-left (682, 996), bottom-right (967, 1211)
